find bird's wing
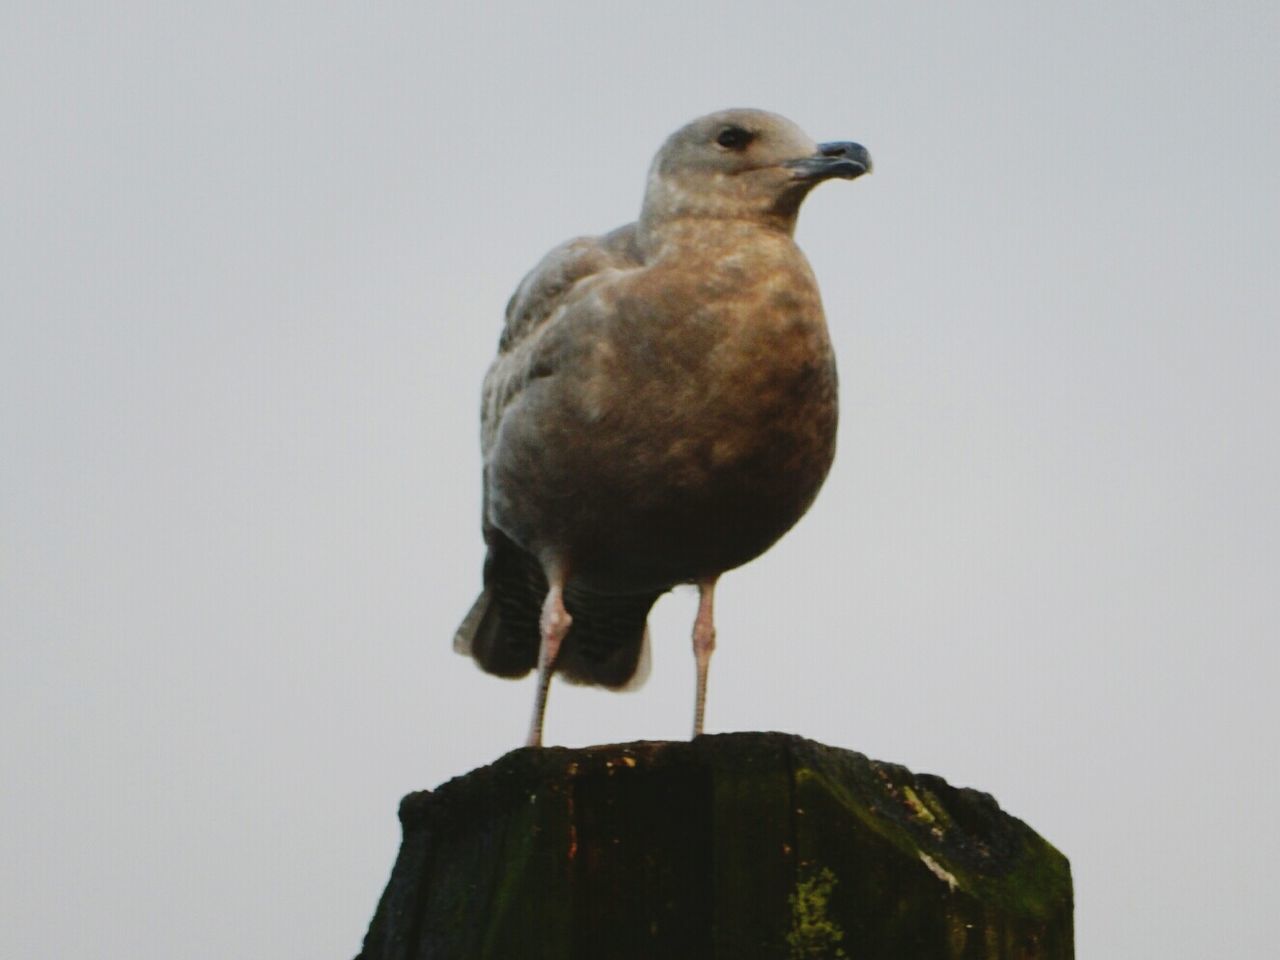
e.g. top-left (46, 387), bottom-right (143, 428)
top-left (454, 224), bottom-right (660, 689)
top-left (480, 225), bottom-right (640, 457)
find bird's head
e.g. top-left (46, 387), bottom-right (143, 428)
top-left (638, 108), bottom-right (871, 241)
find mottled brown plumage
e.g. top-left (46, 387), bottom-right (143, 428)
top-left (453, 109), bottom-right (871, 745)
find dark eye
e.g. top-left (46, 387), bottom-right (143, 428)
top-left (715, 126), bottom-right (754, 150)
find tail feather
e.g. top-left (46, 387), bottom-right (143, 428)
top-left (452, 588), bottom-right (539, 678)
top-left (453, 532), bottom-right (663, 690)
top-left (555, 584), bottom-right (660, 688)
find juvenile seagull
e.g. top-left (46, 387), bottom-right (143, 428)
top-left (453, 109), bottom-right (871, 746)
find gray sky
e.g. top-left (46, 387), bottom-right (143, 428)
top-left (3, 3), bottom-right (1277, 957)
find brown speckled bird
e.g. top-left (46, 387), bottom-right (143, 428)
top-left (453, 109), bottom-right (871, 746)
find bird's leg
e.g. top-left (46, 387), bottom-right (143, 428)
top-left (691, 577), bottom-right (719, 738)
top-left (526, 576), bottom-right (572, 747)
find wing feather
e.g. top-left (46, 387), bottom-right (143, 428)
top-left (481, 225), bottom-right (641, 456)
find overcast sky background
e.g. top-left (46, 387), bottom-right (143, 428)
top-left (3, 3), bottom-right (1277, 957)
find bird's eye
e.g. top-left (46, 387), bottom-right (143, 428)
top-left (715, 126), bottom-right (754, 150)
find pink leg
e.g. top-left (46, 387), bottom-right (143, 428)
top-left (691, 577), bottom-right (718, 737)
top-left (526, 576), bottom-right (572, 747)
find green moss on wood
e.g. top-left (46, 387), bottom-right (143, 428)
top-left (788, 866), bottom-right (848, 959)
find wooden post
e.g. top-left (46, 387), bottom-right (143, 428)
top-left (357, 733), bottom-right (1072, 959)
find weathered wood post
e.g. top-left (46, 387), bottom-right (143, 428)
top-left (356, 732), bottom-right (1072, 959)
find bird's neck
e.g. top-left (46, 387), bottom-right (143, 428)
top-left (637, 214), bottom-right (798, 262)
top-left (637, 173), bottom-right (800, 257)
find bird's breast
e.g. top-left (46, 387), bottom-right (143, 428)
top-left (488, 242), bottom-right (840, 590)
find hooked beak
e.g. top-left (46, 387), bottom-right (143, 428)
top-left (786, 141), bottom-right (873, 182)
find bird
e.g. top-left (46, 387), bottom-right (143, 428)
top-left (453, 108), bottom-right (871, 747)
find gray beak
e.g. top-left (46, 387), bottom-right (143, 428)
top-left (787, 141), bottom-right (873, 182)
